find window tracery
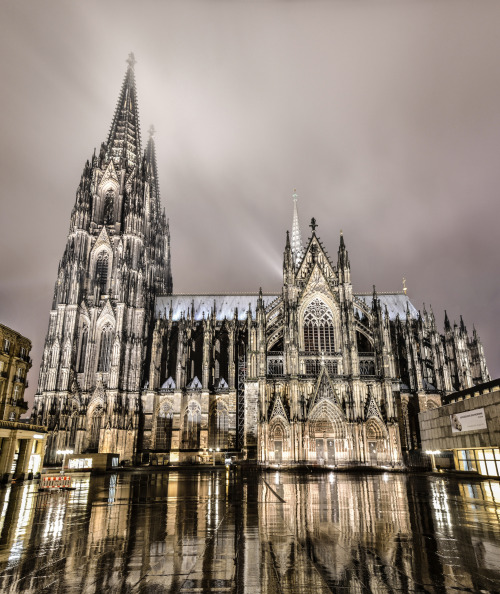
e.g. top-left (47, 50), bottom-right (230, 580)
top-left (96, 252), bottom-right (109, 294)
top-left (303, 298), bottom-right (335, 354)
top-left (98, 324), bottom-right (114, 372)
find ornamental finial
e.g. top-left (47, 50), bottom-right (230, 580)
top-left (127, 52), bottom-right (136, 70)
top-left (293, 188), bottom-right (298, 202)
top-left (148, 125), bottom-right (155, 139)
top-left (310, 217), bottom-right (317, 231)
top-left (402, 277), bottom-right (407, 295)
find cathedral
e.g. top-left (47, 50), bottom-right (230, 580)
top-left (33, 56), bottom-right (490, 466)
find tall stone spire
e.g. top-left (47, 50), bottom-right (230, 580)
top-left (291, 190), bottom-right (304, 268)
top-left (107, 52), bottom-right (141, 169)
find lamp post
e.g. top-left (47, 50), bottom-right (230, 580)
top-left (425, 450), bottom-right (440, 472)
top-left (56, 449), bottom-right (73, 474)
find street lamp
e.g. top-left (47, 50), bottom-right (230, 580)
top-left (208, 447), bottom-right (220, 466)
top-left (56, 449), bottom-right (73, 474)
top-left (425, 450), bottom-right (440, 472)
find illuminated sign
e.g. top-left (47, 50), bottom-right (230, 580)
top-left (68, 458), bottom-right (93, 469)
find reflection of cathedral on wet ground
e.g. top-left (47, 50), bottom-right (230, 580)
top-left (1, 472), bottom-right (499, 592)
top-left (32, 57), bottom-right (490, 465)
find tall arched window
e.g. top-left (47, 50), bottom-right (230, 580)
top-left (78, 327), bottom-right (88, 373)
top-left (155, 409), bottom-right (173, 451)
top-left (98, 324), bottom-right (114, 372)
top-left (68, 413), bottom-right (78, 448)
top-left (183, 402), bottom-right (201, 449)
top-left (209, 400), bottom-right (229, 449)
top-left (303, 298), bottom-right (335, 354)
top-left (104, 189), bottom-right (114, 225)
top-left (89, 407), bottom-right (103, 451)
top-left (95, 252), bottom-right (109, 294)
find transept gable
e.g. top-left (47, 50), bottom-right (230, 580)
top-left (296, 234), bottom-right (337, 287)
top-left (300, 264), bottom-right (337, 305)
top-left (308, 367), bottom-right (343, 414)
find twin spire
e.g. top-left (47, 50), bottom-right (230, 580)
top-left (107, 52), bottom-right (142, 169)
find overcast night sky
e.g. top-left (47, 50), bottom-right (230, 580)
top-left (0, 1), bottom-right (499, 408)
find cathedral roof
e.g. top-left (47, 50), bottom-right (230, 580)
top-left (355, 293), bottom-right (419, 320)
top-left (156, 294), bottom-right (278, 321)
top-left (156, 292), bottom-right (418, 321)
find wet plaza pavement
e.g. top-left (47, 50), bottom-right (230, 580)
top-left (0, 471), bottom-right (499, 593)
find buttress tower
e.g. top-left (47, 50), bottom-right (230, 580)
top-left (33, 54), bottom-right (172, 463)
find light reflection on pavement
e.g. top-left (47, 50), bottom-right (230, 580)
top-left (0, 470), bottom-right (499, 593)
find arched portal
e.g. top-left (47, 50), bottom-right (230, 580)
top-left (365, 417), bottom-right (388, 464)
top-left (308, 400), bottom-right (347, 465)
top-left (268, 417), bottom-right (290, 463)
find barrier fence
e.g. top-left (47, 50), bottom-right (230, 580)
top-left (40, 476), bottom-right (72, 489)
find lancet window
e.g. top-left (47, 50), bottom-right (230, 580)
top-left (98, 324), bottom-right (114, 372)
top-left (78, 327), bottom-right (88, 373)
top-left (155, 408), bottom-right (173, 451)
top-left (303, 299), bottom-right (335, 354)
top-left (209, 400), bottom-right (229, 449)
top-left (88, 408), bottom-right (103, 451)
top-left (183, 402), bottom-right (201, 449)
top-left (96, 252), bottom-right (109, 294)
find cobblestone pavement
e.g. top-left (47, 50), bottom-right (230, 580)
top-left (0, 470), bottom-right (499, 593)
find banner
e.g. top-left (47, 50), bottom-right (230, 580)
top-left (450, 408), bottom-right (487, 433)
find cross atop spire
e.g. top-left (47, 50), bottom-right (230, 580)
top-left (291, 189), bottom-right (304, 268)
top-left (107, 54), bottom-right (142, 169)
top-left (310, 217), bottom-right (317, 231)
top-left (148, 124), bottom-right (155, 139)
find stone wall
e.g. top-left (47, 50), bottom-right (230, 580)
top-left (419, 388), bottom-right (500, 452)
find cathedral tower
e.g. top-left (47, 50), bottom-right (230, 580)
top-left (33, 55), bottom-right (172, 463)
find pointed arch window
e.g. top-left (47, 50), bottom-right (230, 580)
top-left (89, 407), bottom-right (103, 451)
top-left (96, 252), bottom-right (109, 294)
top-left (209, 400), bottom-right (229, 449)
top-left (98, 324), bottom-right (114, 372)
top-left (183, 402), bottom-right (201, 449)
top-left (78, 327), bottom-right (88, 373)
top-left (155, 407), bottom-right (173, 451)
top-left (303, 299), bottom-right (335, 354)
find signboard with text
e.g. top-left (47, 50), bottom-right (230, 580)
top-left (450, 408), bottom-right (487, 433)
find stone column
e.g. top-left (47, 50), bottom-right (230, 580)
top-left (14, 438), bottom-right (34, 480)
top-left (0, 436), bottom-right (17, 483)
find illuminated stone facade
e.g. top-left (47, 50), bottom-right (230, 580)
top-left (33, 58), bottom-right (490, 465)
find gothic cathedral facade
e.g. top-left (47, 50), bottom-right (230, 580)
top-left (33, 58), bottom-right (490, 466)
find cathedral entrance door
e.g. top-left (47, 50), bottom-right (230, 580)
top-left (274, 441), bottom-right (282, 464)
top-left (327, 439), bottom-right (335, 464)
top-left (368, 441), bottom-right (378, 464)
top-left (316, 439), bottom-right (325, 464)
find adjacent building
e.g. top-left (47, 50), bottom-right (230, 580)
top-left (0, 324), bottom-right (47, 481)
top-left (32, 56), bottom-right (490, 466)
top-left (419, 378), bottom-right (500, 478)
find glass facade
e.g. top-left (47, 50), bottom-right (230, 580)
top-left (456, 448), bottom-right (500, 477)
